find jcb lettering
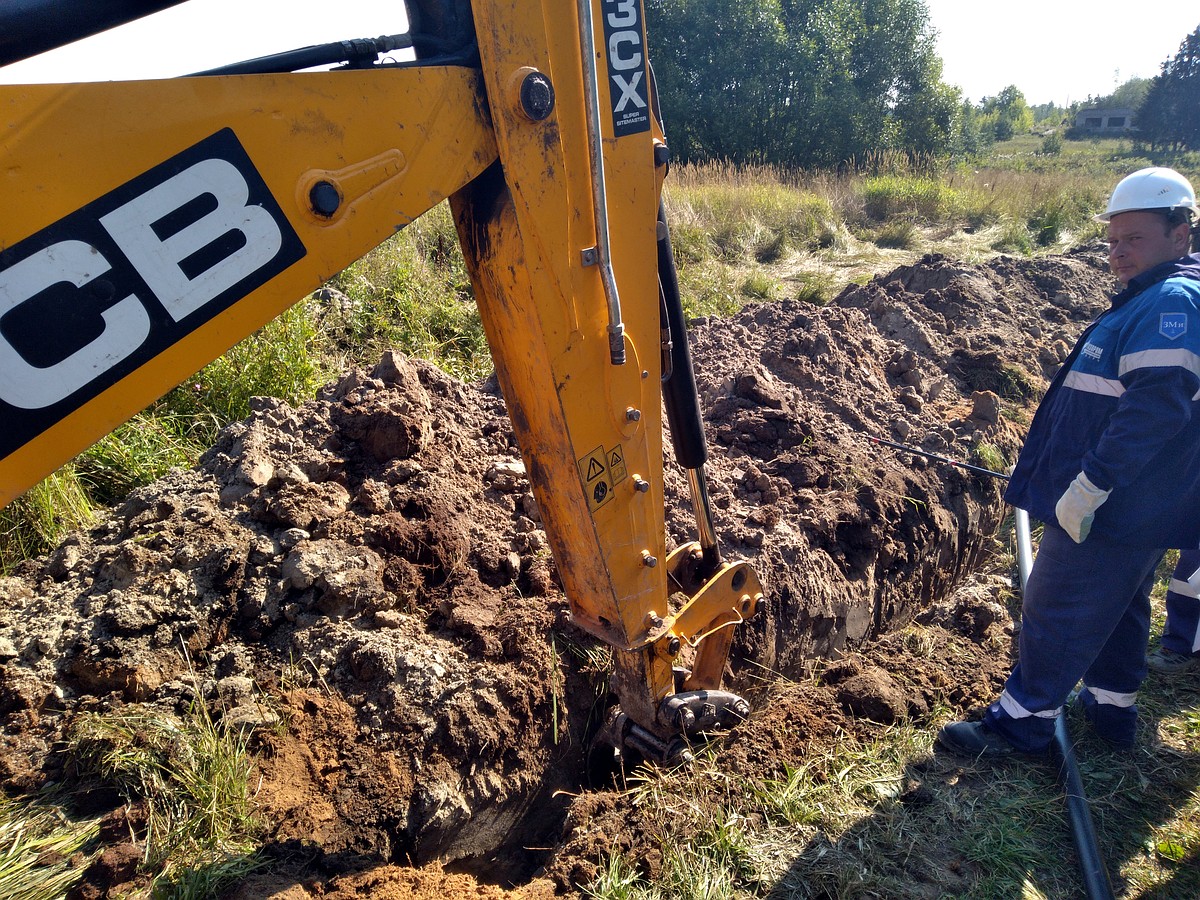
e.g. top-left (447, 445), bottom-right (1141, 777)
top-left (0, 241), bottom-right (150, 409)
top-left (0, 128), bottom-right (304, 459)
top-left (100, 157), bottom-right (284, 323)
top-left (601, 0), bottom-right (650, 136)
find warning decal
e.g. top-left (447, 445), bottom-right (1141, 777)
top-left (577, 445), bottom-right (614, 511)
top-left (607, 445), bottom-right (628, 485)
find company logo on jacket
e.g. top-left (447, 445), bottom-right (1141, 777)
top-left (1160, 312), bottom-right (1188, 340)
top-left (1082, 342), bottom-right (1103, 360)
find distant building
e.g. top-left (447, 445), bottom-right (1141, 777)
top-left (1074, 108), bottom-right (1137, 134)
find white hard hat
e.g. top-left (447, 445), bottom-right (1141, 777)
top-left (1096, 167), bottom-right (1198, 222)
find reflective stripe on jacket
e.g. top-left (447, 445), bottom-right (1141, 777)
top-left (1005, 254), bottom-right (1200, 547)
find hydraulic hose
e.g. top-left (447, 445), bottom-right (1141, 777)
top-left (657, 202), bottom-right (705, 471)
top-left (1013, 509), bottom-right (1116, 900)
top-left (657, 202), bottom-right (720, 572)
top-left (189, 35), bottom-right (414, 76)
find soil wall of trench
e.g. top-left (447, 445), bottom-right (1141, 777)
top-left (0, 247), bottom-right (1117, 895)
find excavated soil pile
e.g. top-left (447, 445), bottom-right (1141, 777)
top-left (0, 247), bottom-right (1116, 898)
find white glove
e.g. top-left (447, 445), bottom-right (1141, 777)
top-left (1186, 560), bottom-right (1200, 592)
top-left (1055, 471), bottom-right (1111, 543)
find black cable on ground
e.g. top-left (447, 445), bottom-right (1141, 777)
top-left (865, 434), bottom-right (1010, 481)
top-left (1052, 715), bottom-right (1116, 900)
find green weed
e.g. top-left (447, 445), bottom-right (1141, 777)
top-left (991, 219), bottom-right (1035, 255)
top-left (792, 273), bottom-right (835, 305)
top-left (323, 204), bottom-right (490, 382)
top-left (0, 467), bottom-right (94, 573)
top-left (861, 175), bottom-right (963, 222)
top-left (76, 413), bottom-right (198, 506)
top-left (873, 220), bottom-right (918, 249)
top-left (584, 852), bottom-right (646, 899)
top-left (0, 794), bottom-right (100, 900)
top-left (67, 692), bottom-right (263, 897)
top-left (740, 271), bottom-right (781, 301)
top-left (972, 442), bottom-right (1008, 476)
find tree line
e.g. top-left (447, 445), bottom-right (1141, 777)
top-left (1138, 24), bottom-right (1200, 152)
top-left (644, 1), bottom-right (1200, 165)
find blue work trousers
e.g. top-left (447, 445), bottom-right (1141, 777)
top-left (1161, 548), bottom-right (1200, 656)
top-left (984, 524), bottom-right (1162, 752)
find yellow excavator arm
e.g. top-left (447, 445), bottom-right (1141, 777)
top-left (0, 0), bottom-right (761, 765)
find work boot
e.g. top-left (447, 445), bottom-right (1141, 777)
top-left (1147, 646), bottom-right (1200, 674)
top-left (935, 720), bottom-right (1026, 758)
top-left (1073, 693), bottom-right (1136, 751)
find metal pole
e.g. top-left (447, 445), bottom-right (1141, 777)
top-left (577, 0), bottom-right (627, 365)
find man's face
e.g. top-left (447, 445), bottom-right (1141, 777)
top-left (1106, 210), bottom-right (1190, 285)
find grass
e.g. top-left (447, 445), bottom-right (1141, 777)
top-left (0, 680), bottom-right (263, 899)
top-left (0, 794), bottom-right (101, 900)
top-left (584, 717), bottom-right (1084, 898)
top-left (0, 467), bottom-right (95, 570)
top-left (65, 690), bottom-right (264, 897)
top-left (972, 442), bottom-right (1009, 476)
top-left (574, 534), bottom-right (1200, 900)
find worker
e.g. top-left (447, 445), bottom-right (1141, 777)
top-left (1147, 548), bottom-right (1200, 673)
top-left (938, 166), bottom-right (1200, 756)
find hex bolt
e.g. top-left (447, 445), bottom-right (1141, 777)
top-left (674, 706), bottom-right (695, 730)
top-left (642, 551), bottom-right (658, 568)
top-left (633, 477), bottom-right (650, 493)
top-left (643, 611), bottom-right (663, 629)
top-left (625, 407), bottom-right (641, 422)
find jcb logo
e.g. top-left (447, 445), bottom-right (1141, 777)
top-left (602, 0), bottom-right (650, 136)
top-left (0, 129), bottom-right (304, 457)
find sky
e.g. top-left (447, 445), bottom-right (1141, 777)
top-left (923, 0), bottom-right (1198, 107)
top-left (0, 1), bottom-right (413, 83)
top-left (0, 0), bottom-right (1197, 108)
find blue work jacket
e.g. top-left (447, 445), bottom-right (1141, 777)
top-left (1005, 253), bottom-right (1200, 547)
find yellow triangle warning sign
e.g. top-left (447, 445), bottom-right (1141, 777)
top-left (577, 446), bottom-right (614, 511)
